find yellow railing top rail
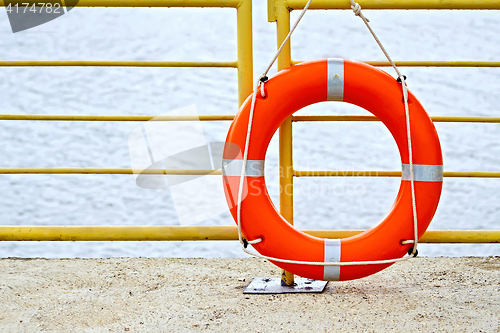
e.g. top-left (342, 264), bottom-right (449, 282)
top-left (1, 0), bottom-right (243, 7)
top-left (285, 0), bottom-right (500, 10)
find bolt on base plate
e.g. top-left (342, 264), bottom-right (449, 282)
top-left (243, 277), bottom-right (328, 294)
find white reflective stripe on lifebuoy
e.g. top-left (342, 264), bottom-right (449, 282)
top-left (327, 58), bottom-right (344, 101)
top-left (222, 159), bottom-right (265, 177)
top-left (323, 238), bottom-right (341, 281)
top-left (402, 164), bottom-right (443, 182)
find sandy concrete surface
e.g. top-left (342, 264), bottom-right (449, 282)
top-left (0, 257), bottom-right (499, 332)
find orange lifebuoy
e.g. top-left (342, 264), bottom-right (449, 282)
top-left (222, 59), bottom-right (443, 281)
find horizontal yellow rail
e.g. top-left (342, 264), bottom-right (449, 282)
top-left (1, 169), bottom-right (499, 178)
top-left (309, 230), bottom-right (500, 243)
top-left (286, 0), bottom-right (500, 10)
top-left (292, 115), bottom-right (500, 123)
top-left (363, 61), bottom-right (500, 67)
top-left (0, 226), bottom-right (498, 243)
top-left (0, 0), bottom-right (242, 7)
top-left (0, 115), bottom-right (234, 122)
top-left (292, 60), bottom-right (500, 67)
top-left (0, 168), bottom-right (221, 175)
top-left (2, 115), bottom-right (500, 123)
top-left (294, 170), bottom-right (500, 178)
top-left (0, 61), bottom-right (238, 68)
top-left (3, 61), bottom-right (497, 68)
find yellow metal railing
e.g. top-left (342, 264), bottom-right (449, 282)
top-left (0, 0), bottom-right (253, 106)
top-left (294, 61), bottom-right (500, 67)
top-left (2, 114), bottom-right (500, 123)
top-left (1, 168), bottom-right (500, 178)
top-left (0, 0), bottom-right (243, 8)
top-left (0, 0), bottom-right (254, 236)
top-left (267, 0), bottom-right (500, 285)
top-left (0, 61), bottom-right (238, 67)
top-left (0, 0), bottom-right (498, 277)
top-left (284, 0), bottom-right (500, 10)
top-left (1, 226), bottom-right (498, 243)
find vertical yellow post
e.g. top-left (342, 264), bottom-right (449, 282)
top-left (276, 0), bottom-right (295, 286)
top-left (267, 0), bottom-right (277, 22)
top-left (237, 0), bottom-right (253, 106)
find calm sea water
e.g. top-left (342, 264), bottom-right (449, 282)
top-left (0, 4), bottom-right (498, 258)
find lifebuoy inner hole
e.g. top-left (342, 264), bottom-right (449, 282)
top-left (263, 101), bottom-right (403, 232)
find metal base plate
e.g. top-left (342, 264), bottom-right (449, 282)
top-left (244, 277), bottom-right (328, 294)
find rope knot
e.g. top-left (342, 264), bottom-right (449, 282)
top-left (408, 247), bottom-right (419, 257)
top-left (351, 2), bottom-right (362, 16)
top-left (258, 75), bottom-right (267, 98)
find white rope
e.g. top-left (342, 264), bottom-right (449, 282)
top-left (235, 0), bottom-right (419, 266)
top-left (236, 77), bottom-right (263, 245)
top-left (348, 0), bottom-right (419, 256)
top-left (349, 0), bottom-right (403, 78)
top-left (262, 0), bottom-right (315, 79)
top-left (241, 246), bottom-right (413, 266)
top-left (401, 76), bottom-right (420, 256)
top-left (236, 0), bottom-right (314, 247)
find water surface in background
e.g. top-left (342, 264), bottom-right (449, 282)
top-left (0, 4), bottom-right (498, 258)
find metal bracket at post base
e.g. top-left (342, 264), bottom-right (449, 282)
top-left (244, 278), bottom-right (328, 294)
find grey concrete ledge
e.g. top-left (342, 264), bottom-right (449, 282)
top-left (0, 257), bottom-right (499, 332)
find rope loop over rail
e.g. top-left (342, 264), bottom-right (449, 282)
top-left (350, 1), bottom-right (368, 21)
top-left (236, 0), bottom-right (315, 248)
top-left (259, 75), bottom-right (268, 98)
top-left (236, 0), bottom-right (420, 266)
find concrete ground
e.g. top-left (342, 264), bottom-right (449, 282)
top-left (0, 257), bottom-right (499, 332)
